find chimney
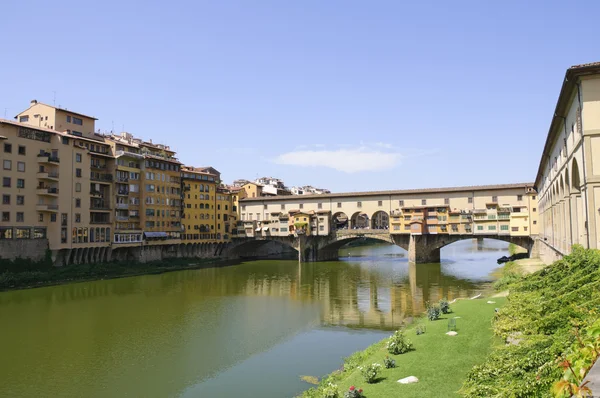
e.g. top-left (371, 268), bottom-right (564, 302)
top-left (31, 99), bottom-right (38, 105)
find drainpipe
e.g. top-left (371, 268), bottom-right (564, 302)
top-left (577, 82), bottom-right (592, 249)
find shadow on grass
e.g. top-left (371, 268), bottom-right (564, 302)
top-left (368, 377), bottom-right (387, 384)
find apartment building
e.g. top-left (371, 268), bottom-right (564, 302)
top-left (181, 166), bottom-right (218, 242)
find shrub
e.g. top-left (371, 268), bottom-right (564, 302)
top-left (359, 363), bottom-right (382, 383)
top-left (416, 325), bottom-right (426, 335)
top-left (383, 356), bottom-right (396, 368)
top-left (439, 298), bottom-right (451, 314)
top-left (426, 302), bottom-right (441, 321)
top-left (386, 330), bottom-right (413, 355)
top-left (343, 386), bottom-right (364, 398)
top-left (322, 382), bottom-right (339, 398)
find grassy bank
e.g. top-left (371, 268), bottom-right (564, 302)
top-left (0, 256), bottom-right (235, 291)
top-left (301, 297), bottom-right (506, 398)
top-left (461, 246), bottom-right (600, 397)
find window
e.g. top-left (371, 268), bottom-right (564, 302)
top-left (281, 204), bottom-right (285, 210)
top-left (75, 183), bottom-right (81, 192)
top-left (300, 204), bottom-right (304, 209)
top-left (533, 207), bottom-right (537, 212)
top-left (399, 200), bottom-right (404, 206)
top-left (4, 143), bottom-right (12, 153)
top-left (318, 203), bottom-right (323, 209)
top-left (444, 198), bottom-right (450, 205)
top-left (75, 214), bottom-right (81, 223)
top-left (66, 115), bottom-right (71, 123)
top-left (62, 137), bottom-right (69, 145)
top-left (2, 177), bottom-right (10, 187)
top-left (524, 226), bottom-right (528, 231)
top-left (263, 205), bottom-right (268, 210)
top-left (357, 201), bottom-right (362, 208)
top-left (16, 196), bottom-right (24, 205)
top-left (512, 226), bottom-right (519, 232)
top-left (422, 199), bottom-right (427, 205)
top-left (532, 196), bottom-right (536, 200)
top-left (18, 146), bottom-right (26, 155)
top-left (75, 198), bottom-right (81, 208)
top-left (477, 225), bottom-right (484, 231)
top-left (16, 179), bottom-right (24, 189)
top-left (468, 197), bottom-right (473, 204)
top-left (16, 212), bottom-right (24, 222)
top-left (1, 212), bottom-right (9, 222)
top-left (38, 213), bottom-right (44, 222)
top-left (488, 225), bottom-right (496, 230)
top-left (76, 153), bottom-right (82, 162)
top-left (76, 168), bottom-right (82, 177)
top-left (72, 117), bottom-right (83, 126)
top-left (337, 202), bottom-right (342, 208)
top-left (500, 225), bottom-right (509, 231)
top-left (51, 214), bottom-right (56, 222)
top-left (378, 200), bottom-right (383, 206)
top-left (517, 195), bottom-right (523, 201)
top-left (492, 196), bottom-right (498, 202)
top-left (533, 220), bottom-right (537, 225)
top-left (320, 225), bottom-right (325, 231)
top-left (19, 116), bottom-right (29, 122)
top-left (17, 162), bottom-right (25, 172)
top-left (3, 160), bottom-right (11, 170)
top-left (2, 195), bottom-right (9, 205)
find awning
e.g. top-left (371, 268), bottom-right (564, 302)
top-left (255, 228), bottom-right (261, 232)
top-left (263, 227), bottom-right (269, 231)
top-left (144, 232), bottom-right (168, 238)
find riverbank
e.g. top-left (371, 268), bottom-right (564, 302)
top-left (462, 246), bottom-right (600, 397)
top-left (0, 257), bottom-right (238, 292)
top-left (300, 296), bottom-right (506, 398)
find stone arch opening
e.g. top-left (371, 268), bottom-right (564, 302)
top-left (371, 211), bottom-right (389, 230)
top-left (572, 158), bottom-right (581, 192)
top-left (332, 212), bottom-right (349, 230)
top-left (564, 167), bottom-right (570, 195)
top-left (229, 239), bottom-right (298, 259)
top-left (559, 175), bottom-right (565, 198)
top-left (351, 212), bottom-right (369, 229)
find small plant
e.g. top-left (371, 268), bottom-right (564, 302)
top-left (343, 386), bottom-right (364, 398)
top-left (359, 363), bottom-right (382, 383)
top-left (439, 298), bottom-right (451, 314)
top-left (426, 302), bottom-right (441, 321)
top-left (416, 325), bottom-right (426, 335)
top-left (322, 382), bottom-right (339, 398)
top-left (383, 356), bottom-right (396, 368)
top-left (387, 329), bottom-right (413, 354)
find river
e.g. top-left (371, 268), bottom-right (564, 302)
top-left (0, 239), bottom-right (509, 398)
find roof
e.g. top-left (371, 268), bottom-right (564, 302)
top-left (535, 62), bottom-right (600, 188)
top-left (0, 118), bottom-right (62, 135)
top-left (182, 166), bottom-right (218, 176)
top-left (15, 101), bottom-right (98, 120)
top-left (240, 183), bottom-right (534, 203)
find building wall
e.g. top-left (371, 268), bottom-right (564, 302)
top-left (536, 71), bottom-right (600, 256)
top-left (182, 176), bottom-right (216, 243)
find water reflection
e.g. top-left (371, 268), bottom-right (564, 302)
top-left (0, 239), bottom-right (506, 398)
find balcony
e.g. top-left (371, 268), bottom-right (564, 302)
top-left (90, 190), bottom-right (103, 197)
top-left (37, 153), bottom-right (60, 164)
top-left (115, 215), bottom-right (129, 222)
top-left (37, 171), bottom-right (59, 181)
top-left (91, 164), bottom-right (108, 170)
top-left (36, 204), bottom-right (58, 212)
top-left (36, 187), bottom-right (59, 196)
top-left (90, 203), bottom-right (111, 211)
top-left (116, 189), bottom-right (129, 196)
top-left (129, 214), bottom-right (140, 218)
top-left (116, 176), bottom-right (129, 183)
top-left (115, 203), bottom-right (129, 209)
top-left (90, 173), bottom-right (113, 183)
top-left (90, 219), bottom-right (111, 225)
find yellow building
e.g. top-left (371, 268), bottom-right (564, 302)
top-left (241, 182), bottom-right (263, 198)
top-left (216, 185), bottom-right (241, 241)
top-left (181, 166), bottom-right (218, 242)
top-left (140, 141), bottom-right (182, 244)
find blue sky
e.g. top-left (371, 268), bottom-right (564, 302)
top-left (1, 0), bottom-right (599, 192)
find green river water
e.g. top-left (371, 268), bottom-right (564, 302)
top-left (0, 239), bottom-right (509, 398)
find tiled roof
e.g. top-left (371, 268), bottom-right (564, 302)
top-left (240, 183), bottom-right (534, 202)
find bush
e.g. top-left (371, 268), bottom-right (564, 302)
top-left (416, 325), bottom-right (426, 335)
top-left (383, 356), bottom-right (396, 368)
top-left (322, 382), bottom-right (339, 398)
top-left (427, 302), bottom-right (441, 321)
top-left (359, 363), bottom-right (382, 384)
top-left (439, 298), bottom-right (451, 314)
top-left (343, 386), bottom-right (364, 398)
top-left (386, 330), bottom-right (413, 355)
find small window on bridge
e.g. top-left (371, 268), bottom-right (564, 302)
top-left (281, 204), bottom-right (285, 210)
top-left (399, 200), bottom-right (404, 206)
top-left (264, 205), bottom-right (267, 209)
top-left (318, 203), bottom-right (322, 209)
top-left (492, 196), bottom-right (498, 202)
top-left (468, 197), bottom-right (473, 204)
top-left (337, 202), bottom-right (342, 208)
top-left (421, 199), bottom-right (427, 205)
top-left (378, 200), bottom-right (383, 206)
top-left (300, 204), bottom-right (304, 209)
top-left (444, 198), bottom-right (449, 205)
top-left (357, 201), bottom-right (362, 208)
top-left (517, 195), bottom-right (523, 201)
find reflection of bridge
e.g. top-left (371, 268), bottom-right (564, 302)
top-left (229, 228), bottom-right (535, 263)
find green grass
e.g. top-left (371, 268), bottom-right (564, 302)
top-left (302, 297), bottom-right (506, 398)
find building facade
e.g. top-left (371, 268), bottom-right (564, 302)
top-left (536, 62), bottom-right (600, 260)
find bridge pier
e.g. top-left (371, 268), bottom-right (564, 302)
top-left (408, 235), bottom-right (441, 263)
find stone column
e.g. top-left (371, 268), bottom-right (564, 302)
top-left (408, 235), bottom-right (441, 263)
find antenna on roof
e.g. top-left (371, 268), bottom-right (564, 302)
top-left (52, 91), bottom-right (56, 106)
top-left (111, 121), bottom-right (114, 133)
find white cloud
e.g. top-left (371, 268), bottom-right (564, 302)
top-left (273, 144), bottom-right (406, 173)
